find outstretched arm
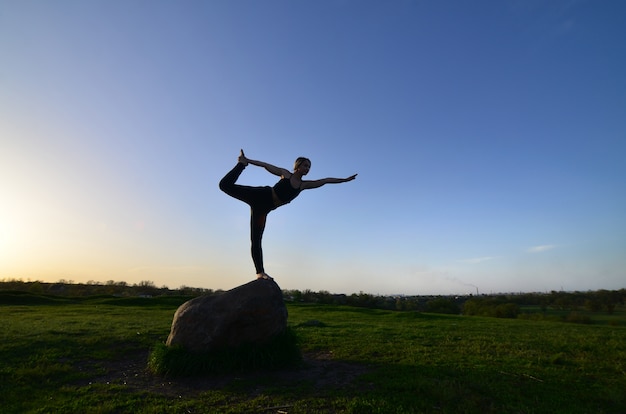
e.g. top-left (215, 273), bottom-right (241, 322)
top-left (239, 149), bottom-right (290, 177)
top-left (301, 174), bottom-right (357, 190)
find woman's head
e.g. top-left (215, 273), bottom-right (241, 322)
top-left (294, 157), bottom-right (311, 175)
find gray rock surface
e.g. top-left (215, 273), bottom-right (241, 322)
top-left (166, 279), bottom-right (287, 352)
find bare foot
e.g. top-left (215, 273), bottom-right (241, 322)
top-left (256, 272), bottom-right (273, 281)
top-left (238, 149), bottom-right (248, 166)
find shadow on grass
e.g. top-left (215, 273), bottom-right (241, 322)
top-left (148, 328), bottom-right (302, 377)
top-left (345, 362), bottom-right (626, 414)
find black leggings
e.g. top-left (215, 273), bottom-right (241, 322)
top-left (219, 163), bottom-right (276, 274)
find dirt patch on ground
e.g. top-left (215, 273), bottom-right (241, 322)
top-left (80, 350), bottom-right (369, 397)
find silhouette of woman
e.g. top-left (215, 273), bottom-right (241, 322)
top-left (219, 149), bottom-right (357, 280)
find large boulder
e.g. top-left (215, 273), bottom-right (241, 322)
top-left (165, 279), bottom-right (287, 352)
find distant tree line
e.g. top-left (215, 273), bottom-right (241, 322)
top-left (282, 289), bottom-right (465, 314)
top-left (0, 278), bottom-right (214, 298)
top-left (1, 279), bottom-right (623, 320)
top-left (462, 297), bottom-right (520, 318)
top-left (283, 289), bottom-right (625, 319)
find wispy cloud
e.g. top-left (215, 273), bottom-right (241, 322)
top-left (527, 245), bottom-right (557, 253)
top-left (459, 257), bottom-right (495, 264)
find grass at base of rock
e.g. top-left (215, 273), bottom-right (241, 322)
top-left (148, 328), bottom-right (302, 376)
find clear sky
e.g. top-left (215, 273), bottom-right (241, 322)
top-left (1, 0), bottom-right (624, 295)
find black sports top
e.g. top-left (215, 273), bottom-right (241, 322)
top-left (273, 177), bottom-right (302, 203)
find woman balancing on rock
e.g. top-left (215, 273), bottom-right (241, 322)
top-left (219, 149), bottom-right (357, 281)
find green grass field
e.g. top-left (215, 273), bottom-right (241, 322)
top-left (1, 294), bottom-right (624, 413)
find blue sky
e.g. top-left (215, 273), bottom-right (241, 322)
top-left (1, 0), bottom-right (624, 295)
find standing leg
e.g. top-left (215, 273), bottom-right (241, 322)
top-left (250, 208), bottom-right (267, 275)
